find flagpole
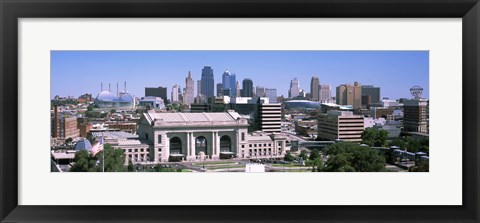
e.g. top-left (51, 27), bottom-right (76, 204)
top-left (102, 133), bottom-right (105, 172)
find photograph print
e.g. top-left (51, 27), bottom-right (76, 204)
top-left (50, 50), bottom-right (429, 173)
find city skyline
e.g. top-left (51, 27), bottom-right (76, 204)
top-left (51, 51), bottom-right (429, 100)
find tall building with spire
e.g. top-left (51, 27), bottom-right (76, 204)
top-left (310, 76), bottom-right (320, 101)
top-left (184, 71), bottom-right (195, 105)
top-left (289, 78), bottom-right (300, 98)
top-left (200, 66), bottom-right (215, 97)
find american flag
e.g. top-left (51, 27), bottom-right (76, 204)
top-left (91, 136), bottom-right (104, 156)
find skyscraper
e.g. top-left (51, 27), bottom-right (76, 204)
top-left (171, 84), bottom-right (180, 102)
top-left (230, 73), bottom-right (236, 97)
top-left (265, 88), bottom-right (277, 103)
top-left (145, 86), bottom-right (168, 103)
top-left (361, 85), bottom-right (381, 105)
top-left (241, 78), bottom-right (253, 97)
top-left (216, 83), bottom-right (223, 97)
top-left (200, 66), bottom-right (215, 97)
top-left (222, 70), bottom-right (231, 90)
top-left (236, 81), bottom-right (241, 97)
top-left (310, 76), bottom-right (320, 101)
top-left (319, 84), bottom-right (331, 101)
top-left (289, 78), bottom-right (300, 98)
top-left (256, 103), bottom-right (282, 133)
top-left (184, 71), bottom-right (195, 105)
top-left (256, 86), bottom-right (266, 97)
top-left (221, 70), bottom-right (237, 97)
top-left (197, 80), bottom-right (202, 96)
top-left (336, 82), bottom-right (362, 109)
top-left (403, 99), bottom-right (429, 133)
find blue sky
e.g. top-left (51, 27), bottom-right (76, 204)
top-left (51, 51), bottom-right (429, 100)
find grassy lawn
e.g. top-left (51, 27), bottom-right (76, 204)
top-left (181, 169), bottom-right (193, 172)
top-left (271, 163), bottom-right (300, 167)
top-left (192, 161), bottom-right (238, 166)
top-left (206, 165), bottom-right (245, 170)
top-left (283, 168), bottom-right (312, 172)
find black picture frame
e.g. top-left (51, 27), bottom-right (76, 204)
top-left (1, 0), bottom-right (479, 222)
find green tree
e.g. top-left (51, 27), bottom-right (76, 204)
top-left (299, 150), bottom-right (309, 160)
top-left (70, 150), bottom-right (100, 172)
top-left (309, 149), bottom-right (320, 160)
top-left (375, 130), bottom-right (388, 147)
top-left (361, 128), bottom-right (376, 146)
top-left (418, 138), bottom-right (429, 153)
top-left (362, 128), bottom-right (388, 147)
top-left (127, 160), bottom-right (135, 172)
top-left (389, 138), bottom-right (407, 149)
top-left (284, 152), bottom-right (295, 162)
top-left (98, 144), bottom-right (126, 172)
top-left (323, 143), bottom-right (386, 172)
top-left (306, 158), bottom-right (324, 172)
top-left (409, 162), bottom-right (429, 172)
top-left (348, 146), bottom-right (386, 172)
top-left (70, 144), bottom-right (127, 172)
top-left (110, 109), bottom-right (116, 114)
top-left (324, 154), bottom-right (355, 172)
top-left (87, 104), bottom-right (94, 111)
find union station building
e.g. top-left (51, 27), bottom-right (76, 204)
top-left (137, 110), bottom-right (288, 163)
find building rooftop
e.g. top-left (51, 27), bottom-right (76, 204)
top-left (92, 131), bottom-right (138, 139)
top-left (51, 150), bottom-right (76, 160)
top-left (144, 111), bottom-right (243, 124)
top-left (74, 139), bottom-right (92, 151)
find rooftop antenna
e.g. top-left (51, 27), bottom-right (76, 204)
top-left (101, 82), bottom-right (103, 92)
top-left (117, 82), bottom-right (119, 97)
top-left (109, 83), bottom-right (111, 92)
top-left (124, 81), bottom-right (127, 92)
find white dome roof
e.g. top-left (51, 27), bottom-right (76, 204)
top-left (96, 91), bottom-right (116, 102)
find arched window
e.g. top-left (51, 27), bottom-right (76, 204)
top-left (195, 136), bottom-right (207, 155)
top-left (220, 135), bottom-right (232, 152)
top-left (169, 137), bottom-right (182, 154)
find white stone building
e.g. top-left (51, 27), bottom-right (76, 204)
top-left (137, 110), bottom-right (288, 163)
top-left (92, 131), bottom-right (149, 165)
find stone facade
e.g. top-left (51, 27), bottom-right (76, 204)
top-left (137, 111), bottom-right (288, 163)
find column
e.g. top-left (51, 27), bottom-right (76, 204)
top-left (161, 136), bottom-right (170, 162)
top-left (211, 132), bottom-right (215, 156)
top-left (211, 131), bottom-right (219, 159)
top-left (215, 132), bottom-right (220, 156)
top-left (190, 133), bottom-right (196, 159)
top-left (186, 132), bottom-right (191, 160)
top-left (235, 130), bottom-right (241, 158)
